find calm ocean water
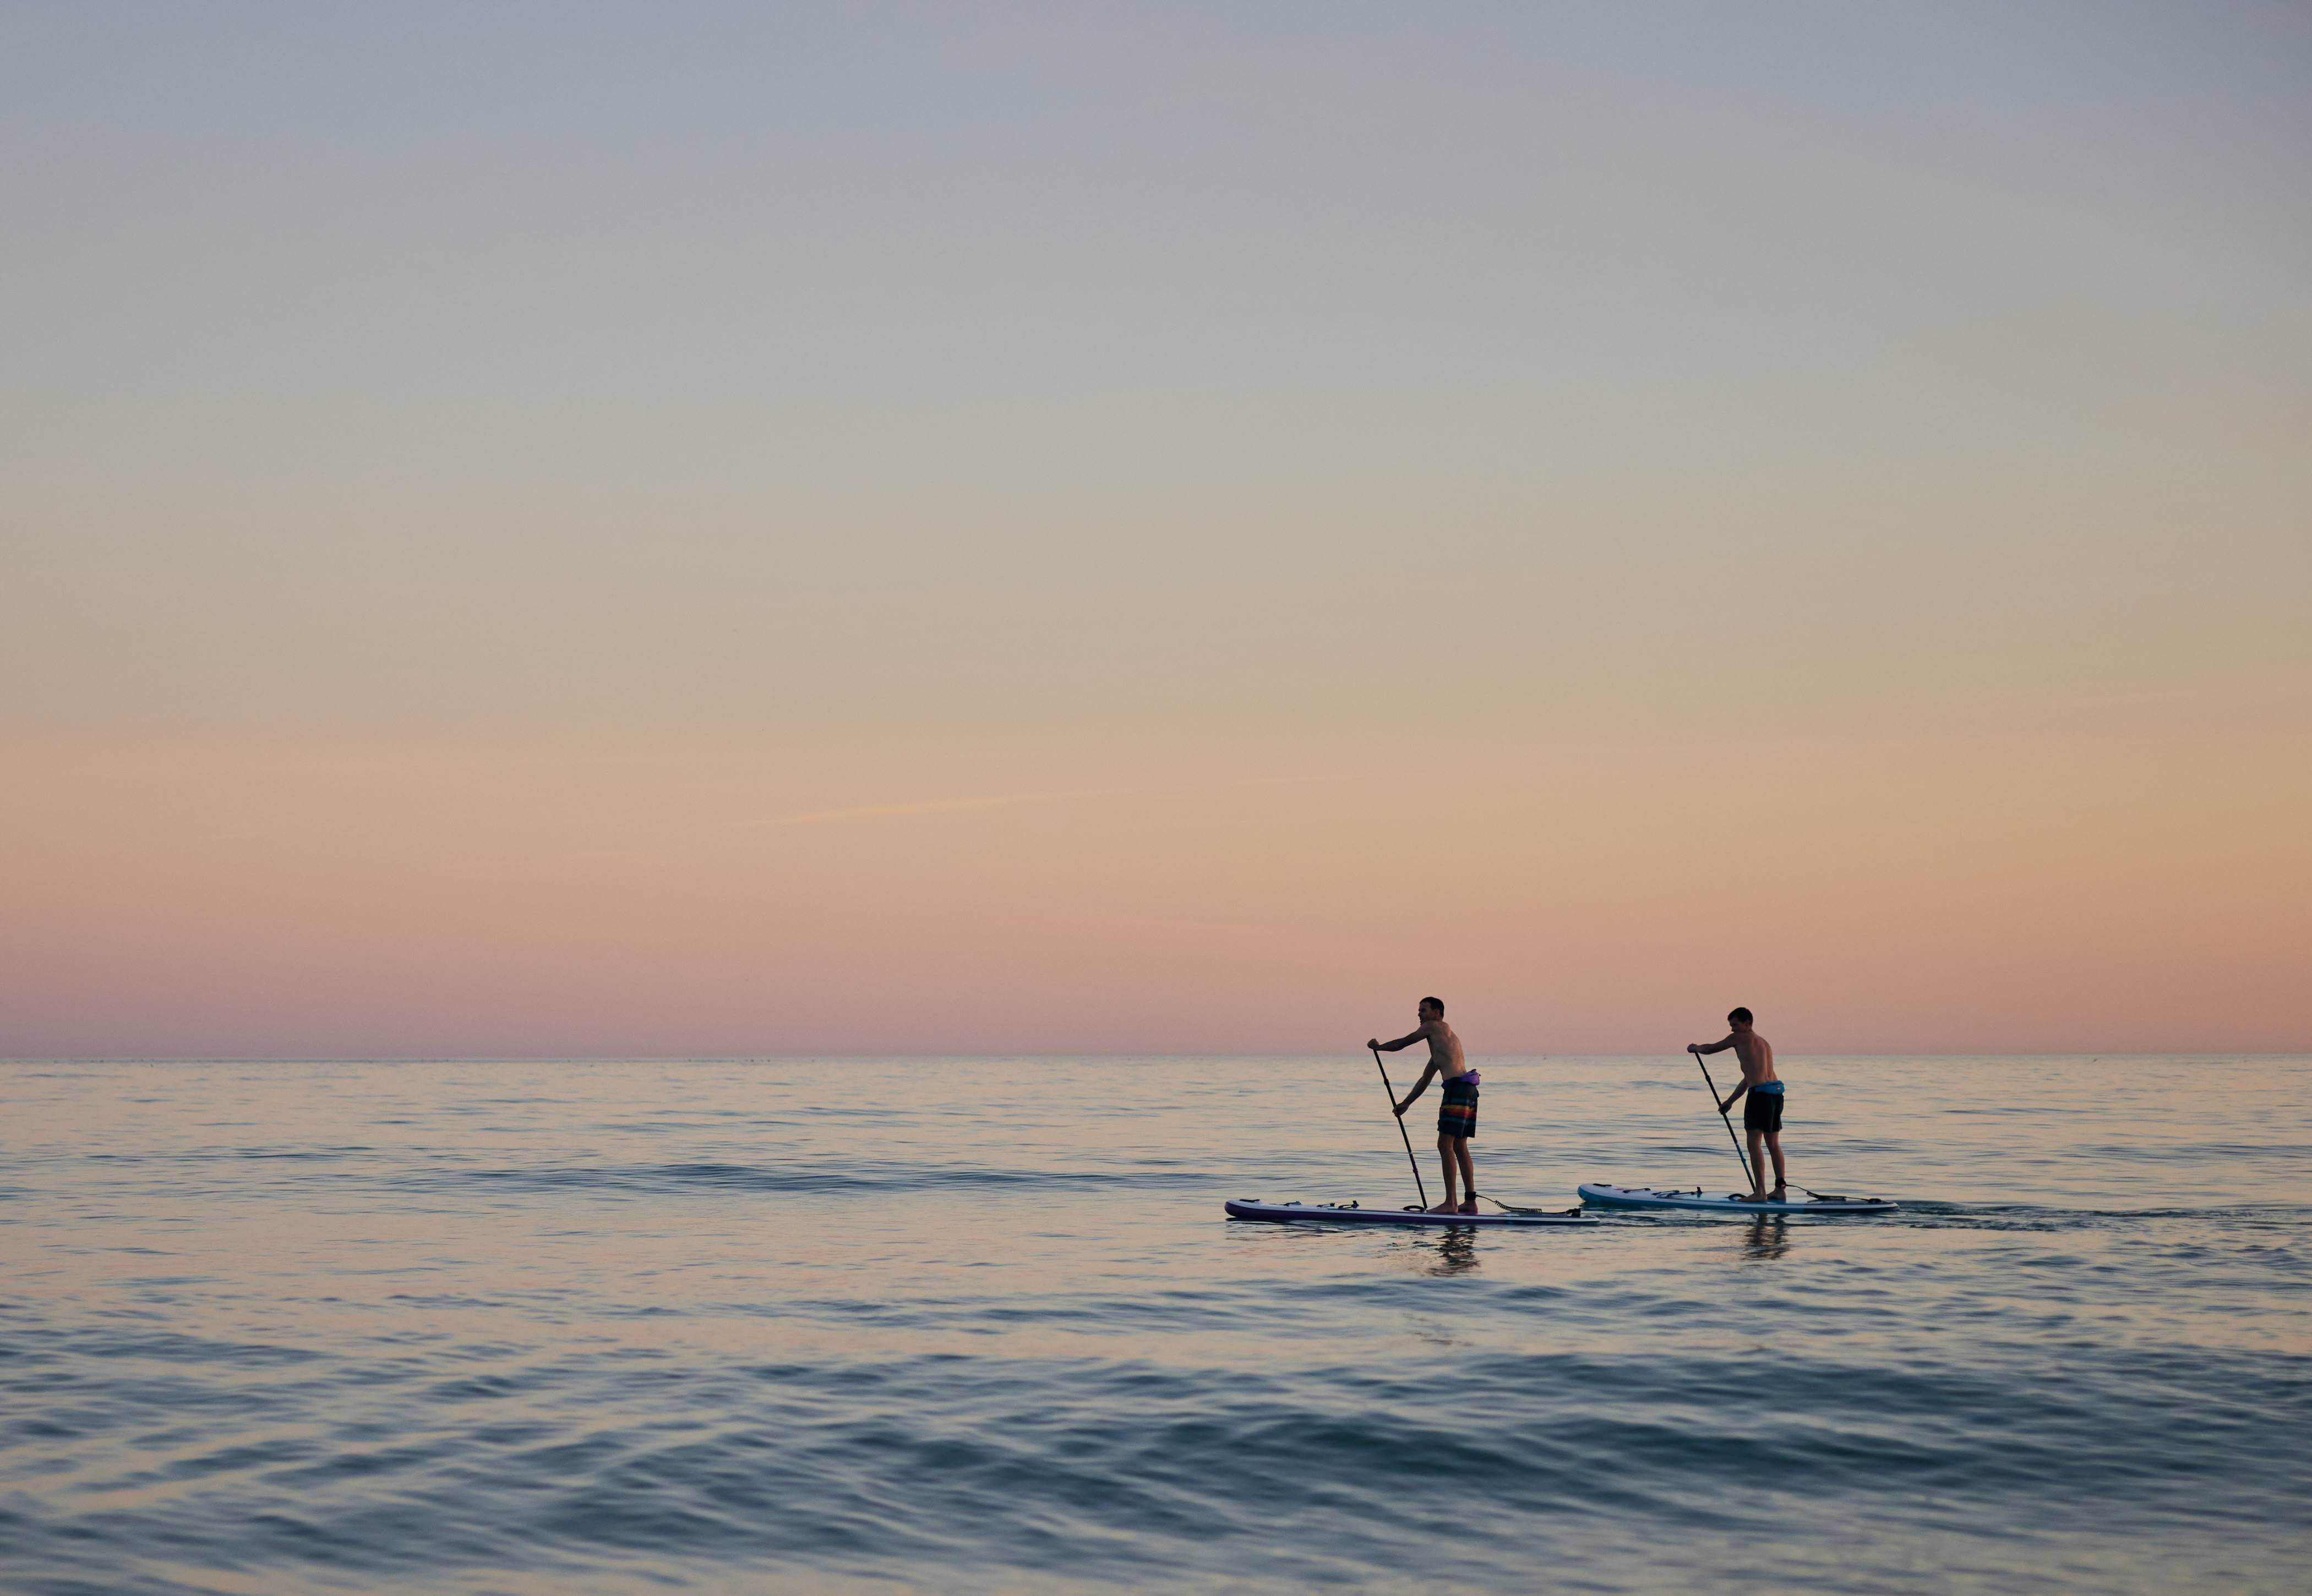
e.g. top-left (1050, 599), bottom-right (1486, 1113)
top-left (3, 1055), bottom-right (2306, 1595)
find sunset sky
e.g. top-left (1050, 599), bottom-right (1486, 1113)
top-left (6, 3), bottom-right (2307, 1057)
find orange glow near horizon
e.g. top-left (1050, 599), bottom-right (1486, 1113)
top-left (6, 725), bottom-right (2305, 1057)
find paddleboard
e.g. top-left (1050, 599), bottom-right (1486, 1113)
top-left (1225, 1198), bottom-right (1595, 1228)
top-left (1577, 1182), bottom-right (1896, 1215)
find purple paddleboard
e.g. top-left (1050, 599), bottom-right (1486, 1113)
top-left (1225, 1199), bottom-right (1594, 1228)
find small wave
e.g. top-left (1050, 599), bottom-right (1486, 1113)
top-left (405, 1162), bottom-right (1226, 1196)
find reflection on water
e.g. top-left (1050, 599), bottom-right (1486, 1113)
top-left (3, 1054), bottom-right (2308, 1596)
top-left (1419, 1228), bottom-right (1483, 1276)
top-left (1741, 1216), bottom-right (1793, 1260)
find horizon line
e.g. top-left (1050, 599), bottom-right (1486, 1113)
top-left (5, 1051), bottom-right (2302, 1064)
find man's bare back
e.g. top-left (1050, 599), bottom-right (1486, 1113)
top-left (1692, 1015), bottom-right (1776, 1097)
top-left (1424, 1019), bottom-right (1467, 1079)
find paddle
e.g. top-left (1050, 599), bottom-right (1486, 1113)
top-left (1688, 1048), bottom-right (1848, 1203)
top-left (1370, 1045), bottom-right (1429, 1210)
top-left (1689, 1048), bottom-right (1755, 1189)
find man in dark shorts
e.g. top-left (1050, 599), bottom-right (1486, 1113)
top-left (1371, 997), bottom-right (1481, 1214)
top-left (1689, 1007), bottom-right (1786, 1202)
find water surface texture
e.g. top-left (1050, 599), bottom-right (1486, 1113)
top-left (4, 1056), bottom-right (2306, 1594)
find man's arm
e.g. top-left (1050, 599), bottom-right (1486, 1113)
top-left (1688, 1035), bottom-right (1746, 1113)
top-left (1393, 1062), bottom-right (1441, 1117)
top-left (1369, 1024), bottom-right (1432, 1053)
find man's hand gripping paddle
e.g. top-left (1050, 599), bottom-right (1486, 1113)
top-left (1371, 1045), bottom-right (1428, 1211)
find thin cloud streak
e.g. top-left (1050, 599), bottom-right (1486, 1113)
top-left (752, 774), bottom-right (1350, 828)
top-left (753, 789), bottom-right (1133, 827)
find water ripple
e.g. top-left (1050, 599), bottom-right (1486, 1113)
top-left (4, 1055), bottom-right (2308, 1595)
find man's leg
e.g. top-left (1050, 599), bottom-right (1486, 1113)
top-left (1764, 1131), bottom-right (1787, 1194)
top-left (1433, 1133), bottom-right (1462, 1212)
top-left (1454, 1140), bottom-right (1477, 1211)
top-left (1746, 1128), bottom-right (1768, 1199)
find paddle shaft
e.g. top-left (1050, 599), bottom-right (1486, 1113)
top-left (1372, 1046), bottom-right (1429, 1209)
top-left (1691, 1051), bottom-right (1757, 1187)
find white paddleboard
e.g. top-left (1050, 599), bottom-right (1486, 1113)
top-left (1226, 1199), bottom-right (1595, 1228)
top-left (1578, 1182), bottom-right (1897, 1215)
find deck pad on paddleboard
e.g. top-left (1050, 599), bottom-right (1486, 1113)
top-left (1226, 1199), bottom-right (1594, 1228)
top-left (1578, 1182), bottom-right (1896, 1215)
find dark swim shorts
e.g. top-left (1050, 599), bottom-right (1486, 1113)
top-left (1438, 1075), bottom-right (1479, 1139)
top-left (1743, 1087), bottom-right (1785, 1134)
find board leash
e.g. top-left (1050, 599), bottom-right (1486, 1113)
top-left (1371, 1045), bottom-right (1428, 1210)
top-left (1473, 1193), bottom-right (1585, 1218)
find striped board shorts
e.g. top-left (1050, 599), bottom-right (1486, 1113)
top-left (1438, 1075), bottom-right (1479, 1139)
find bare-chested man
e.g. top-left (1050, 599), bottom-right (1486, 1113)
top-left (1370, 997), bottom-right (1480, 1215)
top-left (1688, 1007), bottom-right (1786, 1202)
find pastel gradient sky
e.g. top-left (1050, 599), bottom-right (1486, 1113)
top-left (6, 3), bottom-right (2308, 1057)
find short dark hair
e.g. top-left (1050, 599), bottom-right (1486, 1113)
top-left (1728, 1007), bottom-right (1753, 1025)
top-left (1421, 996), bottom-right (1444, 1015)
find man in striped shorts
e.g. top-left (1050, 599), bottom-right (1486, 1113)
top-left (1372, 997), bottom-right (1481, 1215)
